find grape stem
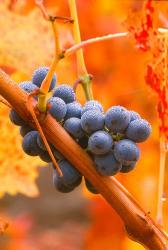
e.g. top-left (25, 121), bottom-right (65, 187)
top-left (0, 69), bottom-right (167, 249)
top-left (68, 0), bottom-right (93, 101)
top-left (0, 95), bottom-right (12, 108)
top-left (36, 1), bottom-right (63, 112)
top-left (65, 32), bottom-right (129, 57)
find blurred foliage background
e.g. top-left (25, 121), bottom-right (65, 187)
top-left (0, 0), bottom-right (167, 249)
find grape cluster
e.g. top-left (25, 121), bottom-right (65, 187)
top-left (9, 66), bottom-right (152, 195)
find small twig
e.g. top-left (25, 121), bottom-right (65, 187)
top-left (0, 96), bottom-right (12, 108)
top-left (27, 90), bottom-right (63, 176)
top-left (36, 0), bottom-right (73, 23)
top-left (65, 32), bottom-right (129, 57)
top-left (73, 78), bottom-right (81, 91)
top-left (49, 15), bottom-right (74, 24)
top-left (35, 0), bottom-right (49, 20)
top-left (73, 75), bottom-right (93, 92)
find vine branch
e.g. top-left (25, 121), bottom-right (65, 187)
top-left (0, 69), bottom-right (167, 250)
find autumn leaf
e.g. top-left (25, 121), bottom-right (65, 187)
top-left (0, 104), bottom-right (46, 197)
top-left (0, 2), bottom-right (73, 76)
top-left (125, 0), bottom-right (168, 140)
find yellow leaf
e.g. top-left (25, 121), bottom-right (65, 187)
top-left (0, 2), bottom-right (73, 76)
top-left (0, 105), bottom-right (46, 197)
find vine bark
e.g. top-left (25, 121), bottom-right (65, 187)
top-left (0, 69), bottom-right (167, 250)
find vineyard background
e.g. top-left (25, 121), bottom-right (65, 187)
top-left (0, 1), bottom-right (167, 249)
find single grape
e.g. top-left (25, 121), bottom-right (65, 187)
top-left (48, 97), bottom-right (67, 122)
top-left (39, 151), bottom-right (52, 163)
top-left (22, 131), bottom-right (42, 156)
top-left (19, 81), bottom-right (38, 93)
top-left (114, 139), bottom-right (140, 165)
top-left (37, 134), bottom-right (46, 151)
top-left (126, 118), bottom-right (152, 142)
top-left (64, 117), bottom-right (85, 139)
top-left (129, 110), bottom-right (141, 121)
top-left (53, 84), bottom-right (75, 103)
top-left (105, 105), bottom-right (130, 133)
top-left (88, 131), bottom-right (113, 155)
top-left (20, 125), bottom-right (33, 137)
top-left (94, 151), bottom-right (122, 176)
top-left (53, 170), bottom-right (75, 193)
top-left (120, 162), bottom-right (136, 173)
top-left (52, 159), bottom-right (82, 189)
top-left (37, 134), bottom-right (63, 159)
top-left (65, 101), bottom-right (82, 120)
top-left (32, 66), bottom-right (56, 91)
top-left (85, 178), bottom-right (99, 194)
top-left (82, 100), bottom-right (103, 115)
top-left (9, 109), bottom-right (26, 126)
top-left (81, 110), bottom-right (104, 134)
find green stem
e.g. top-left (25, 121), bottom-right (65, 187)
top-left (80, 75), bottom-right (93, 100)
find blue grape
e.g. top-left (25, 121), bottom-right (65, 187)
top-left (48, 97), bottom-right (67, 122)
top-left (65, 101), bottom-right (82, 120)
top-left (53, 84), bottom-right (75, 103)
top-left (39, 151), bottom-right (52, 163)
top-left (37, 134), bottom-right (63, 160)
top-left (53, 170), bottom-right (74, 193)
top-left (85, 178), bottom-right (99, 194)
top-left (81, 110), bottom-right (104, 134)
top-left (20, 125), bottom-right (33, 137)
top-left (40, 148), bottom-right (62, 162)
top-left (105, 105), bottom-right (130, 133)
top-left (120, 162), bottom-right (136, 173)
top-left (22, 131), bottom-right (42, 156)
top-left (32, 66), bottom-right (56, 91)
top-left (36, 134), bottom-right (46, 151)
top-left (129, 110), bottom-right (141, 121)
top-left (94, 151), bottom-right (122, 176)
top-left (114, 139), bottom-right (140, 165)
top-left (19, 81), bottom-right (38, 93)
top-left (88, 131), bottom-right (113, 155)
top-left (126, 118), bottom-right (152, 142)
top-left (82, 100), bottom-right (103, 115)
top-left (64, 117), bottom-right (84, 139)
top-left (9, 109), bottom-right (26, 126)
top-left (52, 159), bottom-right (82, 189)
